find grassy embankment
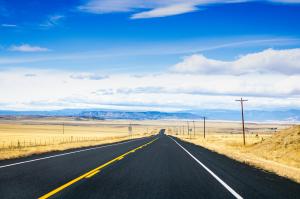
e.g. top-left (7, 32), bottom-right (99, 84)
top-left (171, 123), bottom-right (300, 183)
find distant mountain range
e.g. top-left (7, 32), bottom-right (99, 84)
top-left (0, 109), bottom-right (299, 122)
top-left (189, 109), bottom-right (300, 122)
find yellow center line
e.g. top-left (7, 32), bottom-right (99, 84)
top-left (85, 170), bottom-right (100, 178)
top-left (116, 156), bottom-right (124, 160)
top-left (39, 137), bottom-right (159, 199)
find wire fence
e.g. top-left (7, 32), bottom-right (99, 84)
top-left (0, 135), bottom-right (135, 150)
top-left (0, 123), bottom-right (158, 151)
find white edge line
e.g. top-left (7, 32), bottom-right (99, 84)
top-left (169, 136), bottom-right (243, 199)
top-left (0, 137), bottom-right (149, 169)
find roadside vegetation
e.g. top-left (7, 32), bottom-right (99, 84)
top-left (171, 124), bottom-right (300, 183)
top-left (0, 117), bottom-right (157, 160)
top-left (1, 117), bottom-right (298, 183)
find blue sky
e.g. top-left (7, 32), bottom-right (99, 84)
top-left (1, 0), bottom-right (300, 111)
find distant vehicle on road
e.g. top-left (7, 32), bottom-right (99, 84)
top-left (159, 129), bottom-right (165, 135)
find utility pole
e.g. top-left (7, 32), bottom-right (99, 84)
top-left (128, 123), bottom-right (132, 139)
top-left (187, 121), bottom-right (190, 139)
top-left (63, 122), bottom-right (64, 135)
top-left (203, 117), bottom-right (206, 139)
top-left (235, 98), bottom-right (248, 145)
top-left (193, 120), bottom-right (196, 138)
top-left (182, 125), bottom-right (185, 135)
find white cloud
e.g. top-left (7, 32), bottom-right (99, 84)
top-left (1, 38), bottom-right (296, 65)
top-left (8, 44), bottom-right (49, 52)
top-left (1, 24), bottom-right (17, 28)
top-left (270, 0), bottom-right (300, 3)
top-left (79, 0), bottom-right (300, 19)
top-left (131, 4), bottom-right (198, 19)
top-left (79, 0), bottom-right (141, 13)
top-left (79, 0), bottom-right (237, 18)
top-left (24, 73), bottom-right (37, 77)
top-left (0, 68), bottom-right (299, 111)
top-left (70, 73), bottom-right (109, 80)
top-left (40, 15), bottom-right (64, 28)
top-left (172, 48), bottom-right (300, 75)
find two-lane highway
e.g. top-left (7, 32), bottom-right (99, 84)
top-left (0, 136), bottom-right (156, 198)
top-left (0, 132), bottom-right (299, 199)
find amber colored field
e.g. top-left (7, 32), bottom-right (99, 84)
top-left (170, 122), bottom-right (300, 183)
top-left (0, 117), bottom-right (160, 160)
top-left (1, 117), bottom-right (298, 183)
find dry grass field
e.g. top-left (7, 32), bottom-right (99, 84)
top-left (1, 117), bottom-right (299, 183)
top-left (0, 117), bottom-right (160, 160)
top-left (169, 121), bottom-right (300, 183)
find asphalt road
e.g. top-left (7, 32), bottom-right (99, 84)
top-left (0, 131), bottom-right (299, 199)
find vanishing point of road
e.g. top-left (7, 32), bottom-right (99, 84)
top-left (0, 130), bottom-right (299, 199)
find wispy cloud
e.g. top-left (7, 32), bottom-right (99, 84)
top-left (172, 48), bottom-right (300, 75)
top-left (40, 15), bottom-right (64, 28)
top-left (8, 44), bottom-right (49, 52)
top-left (1, 37), bottom-right (297, 64)
top-left (78, 0), bottom-right (140, 13)
top-left (1, 24), bottom-right (17, 28)
top-left (269, 0), bottom-right (300, 3)
top-left (78, 0), bottom-right (233, 18)
top-left (79, 0), bottom-right (300, 19)
top-left (24, 73), bottom-right (37, 77)
top-left (70, 73), bottom-right (109, 80)
top-left (131, 3), bottom-right (198, 19)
